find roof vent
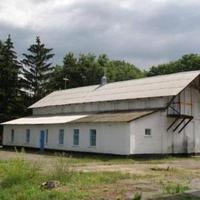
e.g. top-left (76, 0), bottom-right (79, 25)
top-left (101, 75), bottom-right (107, 86)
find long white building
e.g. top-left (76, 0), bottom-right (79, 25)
top-left (2, 70), bottom-right (200, 155)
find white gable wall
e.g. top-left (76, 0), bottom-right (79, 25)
top-left (129, 85), bottom-right (200, 155)
top-left (130, 111), bottom-right (192, 154)
top-left (130, 111), bottom-right (165, 154)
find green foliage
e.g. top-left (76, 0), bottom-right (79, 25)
top-left (50, 154), bottom-right (130, 185)
top-left (21, 36), bottom-right (54, 102)
top-left (0, 35), bottom-right (23, 123)
top-left (161, 182), bottom-right (189, 194)
top-left (48, 53), bottom-right (144, 91)
top-left (0, 157), bottom-right (130, 200)
top-left (0, 159), bottom-right (39, 188)
top-left (132, 192), bottom-right (142, 200)
top-left (147, 53), bottom-right (200, 76)
top-left (50, 154), bottom-right (73, 182)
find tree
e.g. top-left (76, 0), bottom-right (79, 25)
top-left (106, 60), bottom-right (144, 82)
top-left (0, 35), bottom-right (22, 123)
top-left (77, 53), bottom-right (104, 86)
top-left (48, 53), bottom-right (144, 91)
top-left (21, 36), bottom-right (54, 102)
top-left (147, 54), bottom-right (200, 76)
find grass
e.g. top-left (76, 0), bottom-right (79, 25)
top-left (1, 150), bottom-right (200, 199)
top-left (153, 194), bottom-right (200, 200)
top-left (0, 157), bottom-right (130, 200)
top-left (132, 192), bottom-right (142, 200)
top-left (161, 182), bottom-right (189, 194)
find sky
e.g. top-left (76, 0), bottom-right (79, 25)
top-left (0, 0), bottom-right (200, 69)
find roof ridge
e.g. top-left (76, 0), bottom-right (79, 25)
top-left (52, 70), bottom-right (200, 93)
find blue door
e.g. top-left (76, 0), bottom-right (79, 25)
top-left (40, 130), bottom-right (45, 151)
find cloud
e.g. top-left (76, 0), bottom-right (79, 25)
top-left (0, 0), bottom-right (200, 68)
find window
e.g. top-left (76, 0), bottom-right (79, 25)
top-left (46, 129), bottom-right (48, 144)
top-left (26, 129), bottom-right (30, 143)
top-left (73, 129), bottom-right (79, 146)
top-left (11, 129), bottom-right (14, 143)
top-left (59, 129), bottom-right (64, 144)
top-left (145, 129), bottom-right (151, 136)
top-left (90, 129), bottom-right (96, 146)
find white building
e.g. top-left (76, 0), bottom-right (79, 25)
top-left (2, 70), bottom-right (200, 155)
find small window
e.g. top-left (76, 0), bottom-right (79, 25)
top-left (145, 129), bottom-right (151, 136)
top-left (73, 129), bottom-right (79, 146)
top-left (11, 129), bottom-right (14, 143)
top-left (59, 129), bottom-right (64, 144)
top-left (26, 129), bottom-right (30, 143)
top-left (90, 129), bottom-right (96, 146)
top-left (46, 129), bottom-right (48, 144)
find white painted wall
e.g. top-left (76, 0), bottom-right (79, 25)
top-left (32, 97), bottom-right (169, 115)
top-left (129, 86), bottom-right (200, 155)
top-left (3, 82), bottom-right (200, 155)
top-left (130, 111), bottom-right (191, 154)
top-left (3, 122), bottom-right (130, 155)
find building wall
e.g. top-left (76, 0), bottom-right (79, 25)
top-left (32, 97), bottom-right (169, 115)
top-left (3, 84), bottom-right (200, 155)
top-left (129, 86), bottom-right (200, 155)
top-left (3, 122), bottom-right (130, 155)
top-left (130, 111), bottom-right (191, 154)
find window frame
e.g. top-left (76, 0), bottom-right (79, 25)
top-left (59, 129), bottom-right (64, 145)
top-left (26, 129), bottom-right (30, 143)
top-left (73, 129), bottom-right (79, 146)
top-left (90, 129), bottom-right (96, 147)
top-left (46, 129), bottom-right (48, 144)
top-left (145, 128), bottom-right (152, 136)
top-left (11, 129), bottom-right (14, 143)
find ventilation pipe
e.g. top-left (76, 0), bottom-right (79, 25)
top-left (101, 75), bottom-right (107, 86)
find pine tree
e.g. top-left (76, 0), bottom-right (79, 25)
top-left (0, 35), bottom-right (22, 123)
top-left (22, 36), bottom-right (54, 102)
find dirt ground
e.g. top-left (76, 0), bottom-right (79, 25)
top-left (1, 149), bottom-right (200, 172)
top-left (1, 149), bottom-right (200, 199)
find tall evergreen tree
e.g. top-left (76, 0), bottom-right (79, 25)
top-left (22, 36), bottom-right (54, 102)
top-left (0, 35), bottom-right (21, 123)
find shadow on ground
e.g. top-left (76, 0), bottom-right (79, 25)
top-left (153, 191), bottom-right (200, 200)
top-left (1, 146), bottom-right (194, 161)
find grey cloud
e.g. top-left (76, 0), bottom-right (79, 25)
top-left (1, 0), bottom-right (200, 68)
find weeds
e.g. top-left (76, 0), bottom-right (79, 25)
top-left (161, 182), bottom-right (189, 194)
top-left (0, 157), bottom-right (130, 200)
top-left (132, 192), bottom-right (142, 200)
top-left (50, 154), bottom-right (72, 182)
top-left (0, 158), bottom-right (39, 188)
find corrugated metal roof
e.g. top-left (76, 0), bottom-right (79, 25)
top-left (1, 111), bottom-right (154, 125)
top-left (30, 71), bottom-right (200, 108)
top-left (73, 111), bottom-right (154, 123)
top-left (1, 115), bottom-right (87, 125)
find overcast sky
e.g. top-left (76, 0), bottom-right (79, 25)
top-left (0, 0), bottom-right (200, 69)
